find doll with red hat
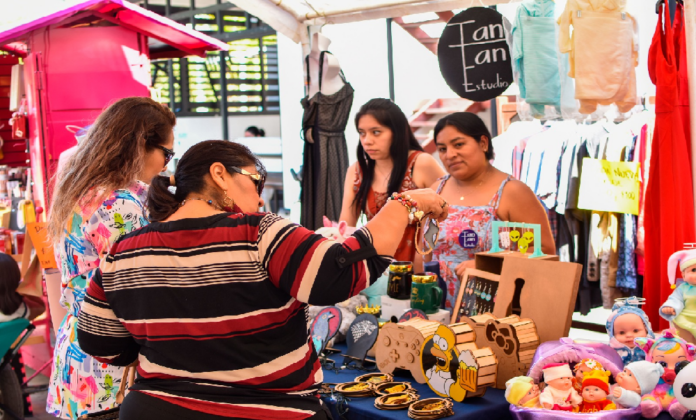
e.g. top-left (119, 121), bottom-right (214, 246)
top-left (576, 369), bottom-right (616, 413)
top-left (661, 249), bottom-right (696, 345)
top-left (539, 363), bottom-right (582, 411)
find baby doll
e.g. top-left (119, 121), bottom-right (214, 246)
top-left (576, 369), bottom-right (616, 413)
top-left (573, 358), bottom-right (604, 393)
top-left (611, 361), bottom-right (664, 408)
top-left (539, 363), bottom-right (582, 411)
top-left (606, 296), bottom-right (655, 365)
top-left (505, 376), bottom-right (541, 408)
top-left (661, 250), bottom-right (696, 345)
top-left (635, 331), bottom-right (696, 419)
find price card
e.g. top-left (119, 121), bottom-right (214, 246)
top-left (578, 158), bottom-right (640, 215)
top-left (26, 222), bottom-right (58, 269)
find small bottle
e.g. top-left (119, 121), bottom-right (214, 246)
top-left (424, 261), bottom-right (447, 309)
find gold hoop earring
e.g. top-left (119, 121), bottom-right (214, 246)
top-left (223, 190), bottom-right (235, 211)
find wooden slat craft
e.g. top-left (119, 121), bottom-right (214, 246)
top-left (459, 313), bottom-right (540, 389)
top-left (417, 323), bottom-right (498, 401)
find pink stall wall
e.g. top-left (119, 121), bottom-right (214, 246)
top-left (23, 25), bottom-right (150, 211)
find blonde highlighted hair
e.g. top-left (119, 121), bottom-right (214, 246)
top-left (48, 97), bottom-right (175, 239)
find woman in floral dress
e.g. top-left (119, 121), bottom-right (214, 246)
top-left (428, 112), bottom-right (555, 313)
top-left (46, 97), bottom-right (175, 419)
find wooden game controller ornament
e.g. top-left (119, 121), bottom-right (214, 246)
top-left (459, 313), bottom-right (540, 389)
top-left (376, 318), bottom-right (441, 384)
top-left (419, 324), bottom-right (497, 402)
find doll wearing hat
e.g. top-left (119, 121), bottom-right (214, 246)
top-left (611, 361), bottom-right (665, 408)
top-left (505, 376), bottom-right (541, 408)
top-left (573, 358), bottom-right (604, 392)
top-left (539, 363), bottom-right (582, 411)
top-left (576, 369), bottom-right (616, 413)
top-left (660, 250), bottom-right (696, 345)
top-left (606, 297), bottom-right (655, 365)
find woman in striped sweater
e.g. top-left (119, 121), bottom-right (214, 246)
top-left (77, 140), bottom-right (448, 419)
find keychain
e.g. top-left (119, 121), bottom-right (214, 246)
top-left (415, 217), bottom-right (440, 255)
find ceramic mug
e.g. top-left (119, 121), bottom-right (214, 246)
top-left (388, 261), bottom-right (413, 300)
top-left (410, 272), bottom-right (443, 314)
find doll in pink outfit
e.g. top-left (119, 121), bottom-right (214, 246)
top-left (635, 331), bottom-right (696, 419)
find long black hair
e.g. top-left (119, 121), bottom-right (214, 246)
top-left (433, 112), bottom-right (494, 160)
top-left (148, 140), bottom-right (266, 222)
top-left (353, 99), bottom-right (423, 215)
top-left (0, 254), bottom-right (23, 316)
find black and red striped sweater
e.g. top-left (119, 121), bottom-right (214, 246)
top-left (77, 212), bottom-right (390, 419)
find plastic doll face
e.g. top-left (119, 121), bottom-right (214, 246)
top-left (547, 377), bottom-right (573, 391)
top-left (616, 368), bottom-right (641, 394)
top-left (653, 346), bottom-right (688, 385)
top-left (683, 266), bottom-right (696, 285)
top-left (358, 114), bottom-right (393, 162)
top-left (518, 384), bottom-right (540, 406)
top-left (582, 386), bottom-right (608, 402)
top-left (613, 313), bottom-right (647, 347)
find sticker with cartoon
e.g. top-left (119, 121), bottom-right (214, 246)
top-left (420, 324), bottom-right (479, 402)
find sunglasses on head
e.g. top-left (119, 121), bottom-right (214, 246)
top-left (230, 166), bottom-right (265, 196)
top-left (154, 145), bottom-right (175, 166)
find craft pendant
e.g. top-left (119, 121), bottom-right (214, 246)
top-left (458, 229), bottom-right (478, 249)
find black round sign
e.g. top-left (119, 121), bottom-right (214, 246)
top-left (437, 7), bottom-right (513, 102)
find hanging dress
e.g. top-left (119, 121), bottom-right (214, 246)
top-left (300, 51), bottom-right (353, 231)
top-left (643, 4), bottom-right (696, 330)
top-left (432, 175), bottom-right (511, 313)
top-left (674, 4), bottom-right (692, 162)
top-left (353, 151), bottom-right (422, 262)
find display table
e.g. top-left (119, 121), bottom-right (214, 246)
top-left (320, 344), bottom-right (672, 420)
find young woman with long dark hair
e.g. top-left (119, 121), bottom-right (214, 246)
top-left (0, 253), bottom-right (44, 321)
top-left (339, 98), bottom-right (445, 264)
top-left (47, 96), bottom-right (176, 419)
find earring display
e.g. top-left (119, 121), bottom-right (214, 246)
top-left (458, 277), bottom-right (499, 319)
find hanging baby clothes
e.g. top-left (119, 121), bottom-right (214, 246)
top-left (558, 0), bottom-right (638, 115)
top-left (644, 5), bottom-right (696, 330)
top-left (512, 0), bottom-right (575, 119)
top-left (300, 51), bottom-right (353, 231)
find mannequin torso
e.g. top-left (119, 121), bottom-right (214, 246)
top-left (305, 32), bottom-right (345, 99)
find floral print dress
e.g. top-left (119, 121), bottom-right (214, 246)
top-left (432, 175), bottom-right (511, 310)
top-left (47, 182), bottom-right (148, 419)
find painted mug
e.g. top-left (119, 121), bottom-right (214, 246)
top-left (410, 272), bottom-right (443, 314)
top-left (388, 261), bottom-right (413, 300)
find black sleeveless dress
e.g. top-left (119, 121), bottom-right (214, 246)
top-left (300, 51), bottom-right (354, 230)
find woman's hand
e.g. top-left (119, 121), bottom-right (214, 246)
top-left (402, 189), bottom-right (449, 222)
top-left (455, 260), bottom-right (476, 278)
top-left (661, 306), bottom-right (676, 316)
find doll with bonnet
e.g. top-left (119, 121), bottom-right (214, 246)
top-left (606, 297), bottom-right (655, 365)
top-left (635, 330), bottom-right (696, 419)
top-left (661, 249), bottom-right (696, 345)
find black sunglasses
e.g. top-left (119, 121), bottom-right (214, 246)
top-left (230, 166), bottom-right (265, 196)
top-left (154, 145), bottom-right (175, 166)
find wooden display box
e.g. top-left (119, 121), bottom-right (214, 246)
top-left (452, 252), bottom-right (580, 344)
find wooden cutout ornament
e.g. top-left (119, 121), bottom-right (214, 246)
top-left (459, 313), bottom-right (540, 389)
top-left (310, 306), bottom-right (342, 355)
top-left (418, 324), bottom-right (498, 401)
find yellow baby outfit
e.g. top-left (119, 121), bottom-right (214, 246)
top-left (558, 0), bottom-right (638, 114)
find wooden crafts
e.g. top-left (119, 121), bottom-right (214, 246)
top-left (418, 324), bottom-right (497, 401)
top-left (458, 313), bottom-right (540, 389)
top-left (376, 318), bottom-right (441, 384)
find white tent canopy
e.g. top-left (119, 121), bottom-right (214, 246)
top-left (233, 0), bottom-right (517, 44)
